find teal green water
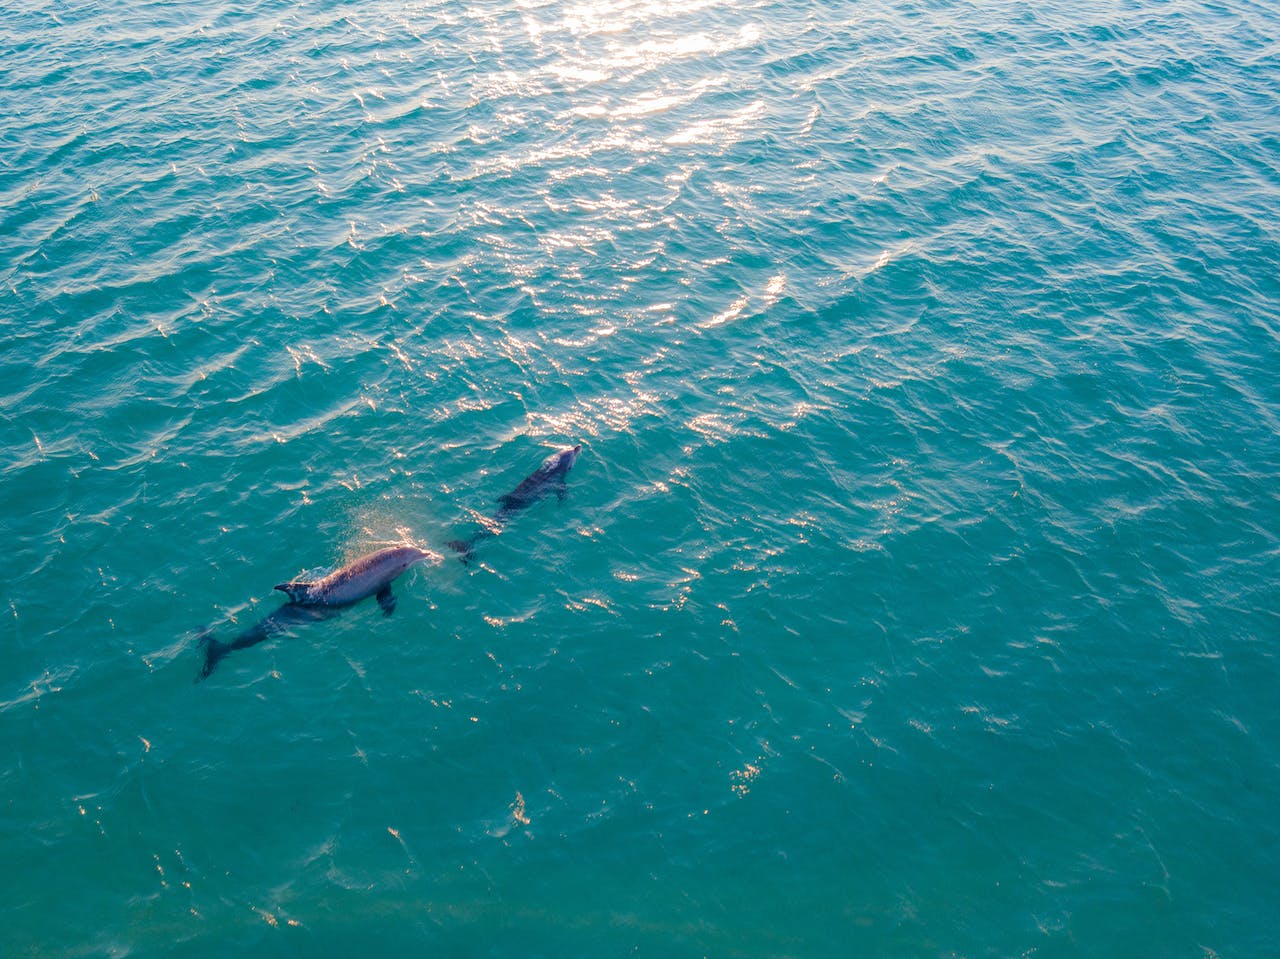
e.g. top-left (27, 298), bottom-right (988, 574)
top-left (3, 0), bottom-right (1278, 955)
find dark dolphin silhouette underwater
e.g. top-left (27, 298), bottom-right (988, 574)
top-left (447, 444), bottom-right (582, 564)
top-left (197, 544), bottom-right (438, 680)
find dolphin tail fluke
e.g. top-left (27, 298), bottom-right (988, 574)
top-left (197, 630), bottom-right (229, 682)
top-left (446, 538), bottom-right (474, 566)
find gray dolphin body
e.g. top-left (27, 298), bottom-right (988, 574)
top-left (198, 544), bottom-right (438, 680)
top-left (447, 444), bottom-right (582, 564)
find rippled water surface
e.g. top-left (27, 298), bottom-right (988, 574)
top-left (3, 1), bottom-right (1278, 955)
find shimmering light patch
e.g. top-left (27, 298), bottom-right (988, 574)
top-left (778, 399), bottom-right (824, 431)
top-left (549, 63), bottom-right (613, 85)
top-left (511, 791), bottom-right (531, 826)
top-left (524, 0), bottom-right (760, 104)
top-left (612, 90), bottom-right (695, 118)
top-left (667, 100), bottom-right (766, 145)
top-left (865, 239), bottom-right (918, 276)
top-left (284, 343), bottom-right (331, 375)
top-left (463, 130), bottom-right (641, 179)
top-left (0, 667), bottom-right (73, 712)
top-left (564, 594), bottom-right (615, 614)
top-left (730, 744), bottom-right (773, 798)
top-left (483, 608), bottom-right (538, 629)
top-left (558, 0), bottom-right (733, 38)
top-left (705, 296), bottom-right (749, 328)
top-left (539, 223), bottom-right (616, 253)
top-left (730, 761), bottom-right (761, 798)
top-left (526, 389), bottom-right (661, 438)
top-left (687, 410), bottom-right (753, 444)
top-left (387, 826), bottom-right (417, 867)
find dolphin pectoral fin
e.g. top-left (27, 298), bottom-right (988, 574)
top-left (555, 481), bottom-right (568, 503)
top-left (376, 585), bottom-right (396, 616)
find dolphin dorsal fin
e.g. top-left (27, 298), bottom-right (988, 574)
top-left (274, 581), bottom-right (311, 603)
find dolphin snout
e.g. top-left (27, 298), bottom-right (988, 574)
top-left (410, 545), bottom-right (442, 564)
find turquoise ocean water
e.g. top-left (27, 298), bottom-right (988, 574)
top-left (3, 0), bottom-right (1278, 955)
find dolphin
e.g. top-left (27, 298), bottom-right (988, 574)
top-left (447, 444), bottom-right (582, 564)
top-left (197, 544), bottom-right (439, 680)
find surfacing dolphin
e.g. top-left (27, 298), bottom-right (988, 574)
top-left (197, 544), bottom-right (439, 680)
top-left (447, 444), bottom-right (582, 564)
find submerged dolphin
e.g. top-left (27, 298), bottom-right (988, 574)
top-left (197, 544), bottom-right (438, 680)
top-left (447, 444), bottom-right (582, 563)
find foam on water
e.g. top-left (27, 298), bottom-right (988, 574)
top-left (2, 1), bottom-right (1278, 955)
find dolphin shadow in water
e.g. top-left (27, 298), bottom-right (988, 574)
top-left (446, 444), bottom-right (582, 564)
top-left (197, 544), bottom-right (438, 680)
top-left (197, 603), bottom-right (337, 681)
